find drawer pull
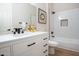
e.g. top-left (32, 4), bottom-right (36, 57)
top-left (43, 44), bottom-right (48, 47)
top-left (43, 38), bottom-right (47, 40)
top-left (27, 42), bottom-right (36, 47)
top-left (1, 54), bottom-right (4, 56)
top-left (43, 50), bottom-right (47, 53)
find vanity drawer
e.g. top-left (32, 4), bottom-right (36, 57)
top-left (41, 34), bottom-right (48, 42)
top-left (42, 49), bottom-right (48, 56)
top-left (43, 43), bottom-right (48, 51)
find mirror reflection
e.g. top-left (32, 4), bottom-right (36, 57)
top-left (0, 3), bottom-right (36, 35)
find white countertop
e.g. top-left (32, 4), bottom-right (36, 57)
top-left (0, 31), bottom-right (48, 43)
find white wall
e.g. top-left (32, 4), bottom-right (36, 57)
top-left (52, 3), bottom-right (79, 12)
top-left (0, 4), bottom-right (12, 34)
top-left (31, 3), bottom-right (48, 32)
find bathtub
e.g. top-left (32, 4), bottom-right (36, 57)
top-left (51, 37), bottom-right (79, 52)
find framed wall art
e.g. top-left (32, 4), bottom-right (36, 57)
top-left (38, 8), bottom-right (47, 24)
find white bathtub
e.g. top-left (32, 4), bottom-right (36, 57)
top-left (51, 37), bottom-right (79, 52)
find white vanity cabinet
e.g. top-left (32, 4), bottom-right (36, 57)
top-left (0, 32), bottom-right (48, 56)
top-left (12, 33), bottom-right (48, 56)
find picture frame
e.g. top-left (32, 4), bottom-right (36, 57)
top-left (38, 8), bottom-right (47, 24)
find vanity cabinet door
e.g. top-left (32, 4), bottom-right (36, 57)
top-left (28, 36), bottom-right (42, 56)
top-left (0, 46), bottom-right (11, 56)
top-left (26, 42), bottom-right (39, 56)
top-left (12, 37), bottom-right (40, 56)
top-left (25, 36), bottom-right (42, 56)
top-left (12, 40), bottom-right (28, 56)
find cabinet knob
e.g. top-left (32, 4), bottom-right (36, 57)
top-left (43, 50), bottom-right (47, 53)
top-left (43, 44), bottom-right (48, 47)
top-left (1, 54), bottom-right (4, 56)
